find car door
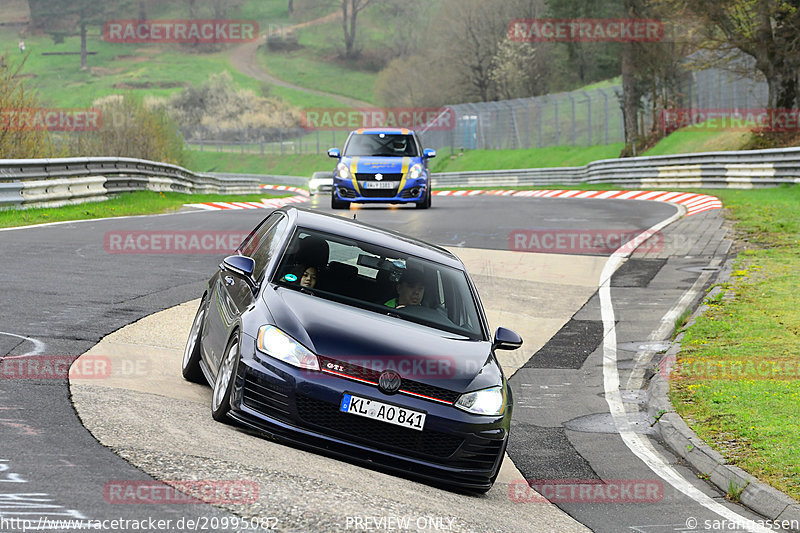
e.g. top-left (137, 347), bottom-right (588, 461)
top-left (203, 213), bottom-right (288, 375)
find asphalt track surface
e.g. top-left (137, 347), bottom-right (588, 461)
top-left (0, 194), bottom-right (777, 532)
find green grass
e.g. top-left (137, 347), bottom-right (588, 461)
top-left (0, 190), bottom-right (285, 228)
top-left (257, 18), bottom-right (379, 106)
top-left (429, 144), bottom-right (626, 173)
top-left (267, 84), bottom-right (349, 108)
top-left (188, 150), bottom-right (331, 177)
top-left (644, 127), bottom-right (754, 157)
top-left (2, 31), bottom-right (264, 108)
top-left (0, 0), bottom-right (295, 108)
top-left (670, 185), bottom-right (800, 500)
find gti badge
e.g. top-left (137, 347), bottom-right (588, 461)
top-left (375, 173), bottom-right (383, 181)
top-left (378, 370), bottom-right (401, 394)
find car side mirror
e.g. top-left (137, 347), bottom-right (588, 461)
top-left (221, 255), bottom-right (258, 291)
top-left (423, 148), bottom-right (436, 159)
top-left (493, 327), bottom-right (522, 351)
top-left (327, 148), bottom-right (341, 158)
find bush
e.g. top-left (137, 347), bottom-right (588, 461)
top-left (167, 71), bottom-right (302, 142)
top-left (0, 59), bottom-right (56, 159)
top-left (64, 95), bottom-right (188, 166)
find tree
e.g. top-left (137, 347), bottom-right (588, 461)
top-left (489, 38), bottom-right (546, 100)
top-left (31, 0), bottom-right (135, 70)
top-left (340, 0), bottom-right (376, 59)
top-left (669, 0), bottom-right (800, 111)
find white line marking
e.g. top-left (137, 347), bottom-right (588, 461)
top-left (0, 333), bottom-right (46, 356)
top-left (599, 216), bottom-right (772, 532)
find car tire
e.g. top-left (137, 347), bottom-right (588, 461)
top-left (415, 186), bottom-right (431, 209)
top-left (331, 194), bottom-right (350, 210)
top-left (211, 332), bottom-right (240, 423)
top-left (181, 297), bottom-right (207, 384)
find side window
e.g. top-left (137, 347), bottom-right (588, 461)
top-left (241, 215), bottom-right (288, 280)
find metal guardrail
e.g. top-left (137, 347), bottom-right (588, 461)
top-left (0, 157), bottom-right (279, 208)
top-left (3, 147), bottom-right (799, 209)
top-left (431, 147), bottom-right (800, 189)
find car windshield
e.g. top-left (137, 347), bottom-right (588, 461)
top-left (272, 228), bottom-right (484, 340)
top-left (343, 134), bottom-right (418, 157)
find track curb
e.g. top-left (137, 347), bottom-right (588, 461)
top-left (647, 259), bottom-right (800, 529)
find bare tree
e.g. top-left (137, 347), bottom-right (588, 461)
top-left (32, 0), bottom-right (135, 70)
top-left (666, 0), bottom-right (800, 111)
top-left (341, 0), bottom-right (376, 59)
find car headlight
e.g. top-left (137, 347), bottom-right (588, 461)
top-left (407, 163), bottom-right (424, 180)
top-left (256, 325), bottom-right (319, 371)
top-left (335, 162), bottom-right (352, 180)
top-left (455, 386), bottom-right (505, 416)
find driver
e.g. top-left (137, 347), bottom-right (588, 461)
top-left (384, 269), bottom-right (425, 308)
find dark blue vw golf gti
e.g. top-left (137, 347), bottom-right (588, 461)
top-left (327, 128), bottom-right (435, 210)
top-left (182, 207), bottom-right (522, 491)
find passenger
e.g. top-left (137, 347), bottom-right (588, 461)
top-left (284, 264), bottom-right (318, 288)
top-left (299, 265), bottom-right (318, 288)
top-left (385, 269), bottom-right (425, 308)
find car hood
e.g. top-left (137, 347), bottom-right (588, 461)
top-left (264, 286), bottom-right (501, 393)
top-left (340, 156), bottom-right (421, 175)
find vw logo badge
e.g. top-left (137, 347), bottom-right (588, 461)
top-left (378, 370), bottom-right (401, 394)
top-left (375, 173), bottom-right (383, 181)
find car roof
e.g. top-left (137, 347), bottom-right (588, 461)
top-left (351, 127), bottom-right (417, 136)
top-left (279, 207), bottom-right (463, 269)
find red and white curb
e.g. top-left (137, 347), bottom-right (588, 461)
top-left (433, 189), bottom-right (722, 216)
top-left (185, 187), bottom-right (721, 216)
top-left (259, 184), bottom-right (310, 196)
top-left (184, 185), bottom-right (310, 211)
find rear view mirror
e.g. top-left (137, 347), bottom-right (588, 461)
top-left (327, 148), bottom-right (341, 158)
top-left (423, 149), bottom-right (436, 159)
top-left (493, 327), bottom-right (522, 351)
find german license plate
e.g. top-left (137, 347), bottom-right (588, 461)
top-left (340, 393), bottom-right (426, 431)
top-left (363, 181), bottom-right (398, 189)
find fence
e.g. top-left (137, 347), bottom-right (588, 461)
top-left (181, 65), bottom-right (769, 155)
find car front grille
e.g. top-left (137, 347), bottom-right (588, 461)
top-left (355, 173), bottom-right (403, 181)
top-left (295, 394), bottom-right (464, 459)
top-left (242, 369), bottom-right (291, 418)
top-left (316, 355), bottom-right (460, 404)
top-left (358, 185), bottom-right (399, 198)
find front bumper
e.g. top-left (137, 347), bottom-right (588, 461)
top-left (229, 341), bottom-right (509, 490)
top-left (333, 177), bottom-right (428, 204)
